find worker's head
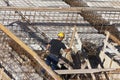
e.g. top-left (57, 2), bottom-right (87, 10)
top-left (57, 32), bottom-right (65, 40)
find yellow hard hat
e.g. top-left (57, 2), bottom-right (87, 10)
top-left (57, 32), bottom-right (65, 38)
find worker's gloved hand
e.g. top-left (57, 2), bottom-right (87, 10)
top-left (45, 50), bottom-right (50, 57)
top-left (45, 50), bottom-right (50, 54)
top-left (41, 50), bottom-right (49, 59)
top-left (68, 48), bottom-right (72, 51)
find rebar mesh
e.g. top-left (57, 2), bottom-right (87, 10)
top-left (0, 1), bottom-right (120, 79)
top-left (0, 7), bottom-right (120, 44)
top-left (85, 0), bottom-right (120, 8)
top-left (0, 31), bottom-right (43, 80)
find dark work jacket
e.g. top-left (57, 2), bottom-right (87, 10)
top-left (49, 39), bottom-right (66, 57)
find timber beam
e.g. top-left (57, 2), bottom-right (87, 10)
top-left (0, 6), bottom-right (120, 12)
top-left (0, 68), bottom-right (11, 80)
top-left (105, 31), bottom-right (120, 46)
top-left (55, 68), bottom-right (116, 74)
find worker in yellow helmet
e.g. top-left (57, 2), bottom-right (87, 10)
top-left (57, 32), bottom-right (65, 38)
top-left (45, 32), bottom-right (71, 70)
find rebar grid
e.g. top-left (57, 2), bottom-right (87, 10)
top-left (85, 0), bottom-right (120, 7)
top-left (0, 7), bottom-right (120, 47)
top-left (0, 31), bottom-right (43, 80)
top-left (0, 7), bottom-right (120, 80)
top-left (1, 7), bottom-right (120, 41)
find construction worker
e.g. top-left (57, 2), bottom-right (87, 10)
top-left (45, 32), bottom-right (71, 70)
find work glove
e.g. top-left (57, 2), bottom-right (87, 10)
top-left (44, 50), bottom-right (50, 58)
top-left (68, 48), bottom-right (72, 52)
top-left (41, 50), bottom-right (49, 59)
top-left (45, 50), bottom-right (50, 54)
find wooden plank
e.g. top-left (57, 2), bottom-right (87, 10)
top-left (75, 27), bottom-right (82, 51)
top-left (85, 59), bottom-right (96, 80)
top-left (99, 31), bottom-right (120, 79)
top-left (55, 68), bottom-right (116, 74)
top-left (106, 42), bottom-right (120, 57)
top-left (104, 31), bottom-right (120, 67)
top-left (0, 68), bottom-right (3, 80)
top-left (0, 68), bottom-right (11, 80)
top-left (98, 31), bottom-right (110, 79)
top-left (105, 31), bottom-right (120, 46)
top-left (103, 31), bottom-right (110, 52)
top-left (0, 24), bottom-right (62, 80)
top-left (109, 34), bottom-right (120, 45)
top-left (72, 25), bottom-right (96, 79)
top-left (0, 6), bottom-right (120, 12)
top-left (66, 26), bottom-right (77, 62)
top-left (110, 34), bottom-right (120, 45)
top-left (100, 31), bottom-right (110, 62)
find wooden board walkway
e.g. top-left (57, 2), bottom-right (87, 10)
top-left (55, 68), bottom-right (116, 74)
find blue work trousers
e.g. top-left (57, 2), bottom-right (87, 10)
top-left (45, 54), bottom-right (59, 70)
